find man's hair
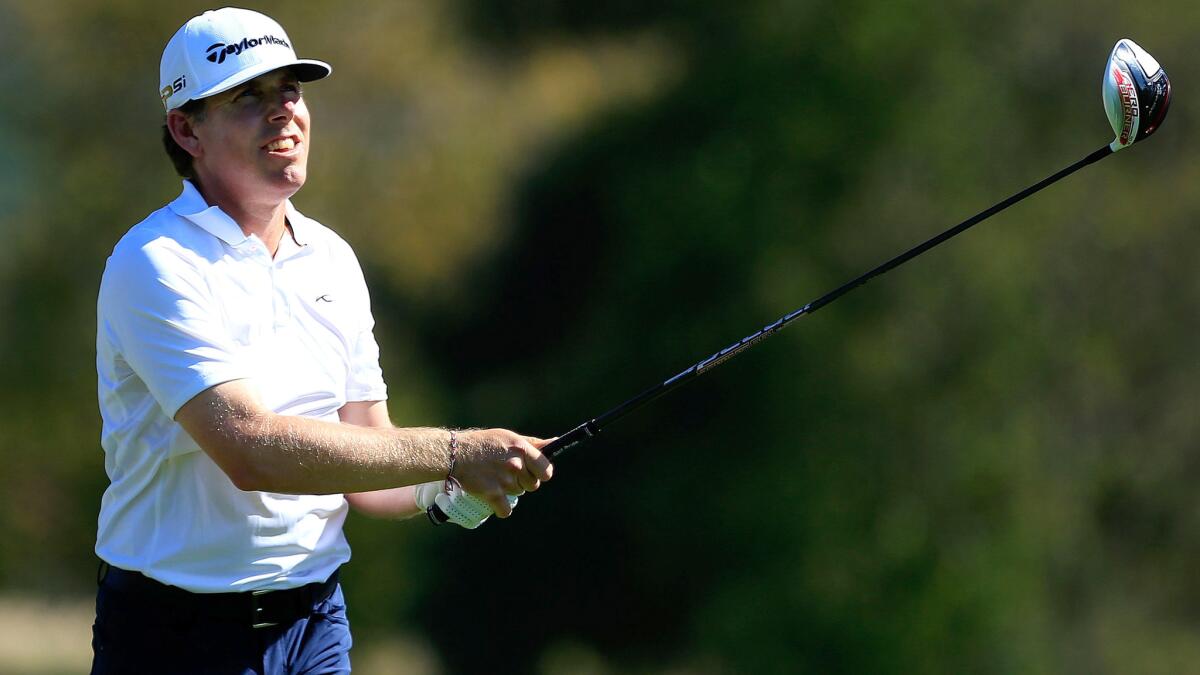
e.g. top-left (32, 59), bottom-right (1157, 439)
top-left (161, 98), bottom-right (208, 179)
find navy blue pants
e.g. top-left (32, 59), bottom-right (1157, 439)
top-left (91, 567), bottom-right (352, 674)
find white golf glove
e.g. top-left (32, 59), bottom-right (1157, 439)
top-left (413, 480), bottom-right (520, 529)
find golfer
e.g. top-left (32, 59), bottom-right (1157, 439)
top-left (92, 8), bottom-right (552, 673)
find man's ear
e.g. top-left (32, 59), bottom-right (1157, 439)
top-left (166, 110), bottom-right (203, 159)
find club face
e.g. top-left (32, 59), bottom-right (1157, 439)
top-left (1103, 38), bottom-right (1172, 152)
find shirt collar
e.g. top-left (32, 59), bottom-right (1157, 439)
top-left (284, 200), bottom-right (315, 247)
top-left (168, 180), bottom-right (248, 247)
top-left (167, 180), bottom-right (314, 248)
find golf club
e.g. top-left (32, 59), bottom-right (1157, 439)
top-left (430, 38), bottom-right (1172, 525)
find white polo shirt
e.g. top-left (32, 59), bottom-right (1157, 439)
top-left (96, 180), bottom-right (387, 593)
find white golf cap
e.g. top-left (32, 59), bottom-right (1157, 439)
top-left (159, 7), bottom-right (331, 111)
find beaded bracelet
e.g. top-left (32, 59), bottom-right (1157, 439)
top-left (445, 429), bottom-right (459, 490)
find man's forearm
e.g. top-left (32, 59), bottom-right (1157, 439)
top-left (177, 380), bottom-right (551, 511)
top-left (341, 399), bottom-right (427, 519)
top-left (344, 485), bottom-right (423, 519)
top-left (231, 414), bottom-right (451, 494)
top-left (176, 381), bottom-right (451, 494)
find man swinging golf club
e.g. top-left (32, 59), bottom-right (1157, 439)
top-left (92, 8), bottom-right (551, 672)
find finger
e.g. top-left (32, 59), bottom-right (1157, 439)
top-left (529, 436), bottom-right (557, 449)
top-left (486, 490), bottom-right (513, 518)
top-left (516, 473), bottom-right (541, 493)
top-left (521, 445), bottom-right (554, 481)
top-left (501, 459), bottom-right (530, 493)
top-left (497, 472), bottom-right (523, 495)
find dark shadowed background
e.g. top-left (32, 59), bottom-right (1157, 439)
top-left (0, 1), bottom-right (1197, 673)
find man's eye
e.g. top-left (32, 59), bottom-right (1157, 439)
top-left (235, 89), bottom-right (259, 101)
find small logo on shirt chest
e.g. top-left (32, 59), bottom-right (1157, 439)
top-left (315, 294), bottom-right (334, 303)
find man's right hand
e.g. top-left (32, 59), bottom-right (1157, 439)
top-left (452, 429), bottom-right (555, 517)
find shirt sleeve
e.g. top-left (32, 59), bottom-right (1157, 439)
top-left (340, 245), bottom-right (388, 403)
top-left (99, 239), bottom-right (249, 418)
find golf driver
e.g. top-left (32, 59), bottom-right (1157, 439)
top-left (430, 38), bottom-right (1171, 525)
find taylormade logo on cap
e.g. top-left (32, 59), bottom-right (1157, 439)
top-left (205, 35), bottom-right (291, 65)
top-left (158, 7), bottom-right (331, 112)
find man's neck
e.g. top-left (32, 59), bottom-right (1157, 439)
top-left (192, 177), bottom-right (291, 256)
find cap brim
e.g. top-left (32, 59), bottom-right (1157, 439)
top-left (291, 59), bottom-right (332, 83)
top-left (190, 58), bottom-right (332, 102)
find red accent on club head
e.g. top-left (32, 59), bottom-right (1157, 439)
top-left (1142, 78), bottom-right (1171, 138)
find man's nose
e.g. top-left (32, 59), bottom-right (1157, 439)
top-left (267, 95), bottom-right (295, 123)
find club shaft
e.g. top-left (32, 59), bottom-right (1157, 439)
top-left (541, 144), bottom-right (1114, 460)
top-left (429, 144), bottom-right (1116, 523)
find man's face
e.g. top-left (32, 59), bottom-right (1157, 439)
top-left (191, 68), bottom-right (310, 201)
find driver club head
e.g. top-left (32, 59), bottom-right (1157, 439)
top-left (1103, 38), bottom-right (1172, 152)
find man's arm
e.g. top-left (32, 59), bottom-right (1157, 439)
top-left (339, 400), bottom-right (422, 520)
top-left (174, 380), bottom-right (552, 515)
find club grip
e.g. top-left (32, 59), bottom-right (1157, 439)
top-left (542, 421), bottom-right (596, 459)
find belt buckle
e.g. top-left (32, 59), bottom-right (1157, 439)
top-left (250, 589), bottom-right (279, 629)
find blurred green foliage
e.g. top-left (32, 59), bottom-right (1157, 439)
top-left (1, 1), bottom-right (1197, 673)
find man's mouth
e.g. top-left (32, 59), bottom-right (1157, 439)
top-left (263, 136), bottom-right (300, 153)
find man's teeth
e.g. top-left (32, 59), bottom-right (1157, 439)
top-left (265, 138), bottom-right (295, 151)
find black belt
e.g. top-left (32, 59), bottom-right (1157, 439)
top-left (98, 562), bottom-right (340, 629)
